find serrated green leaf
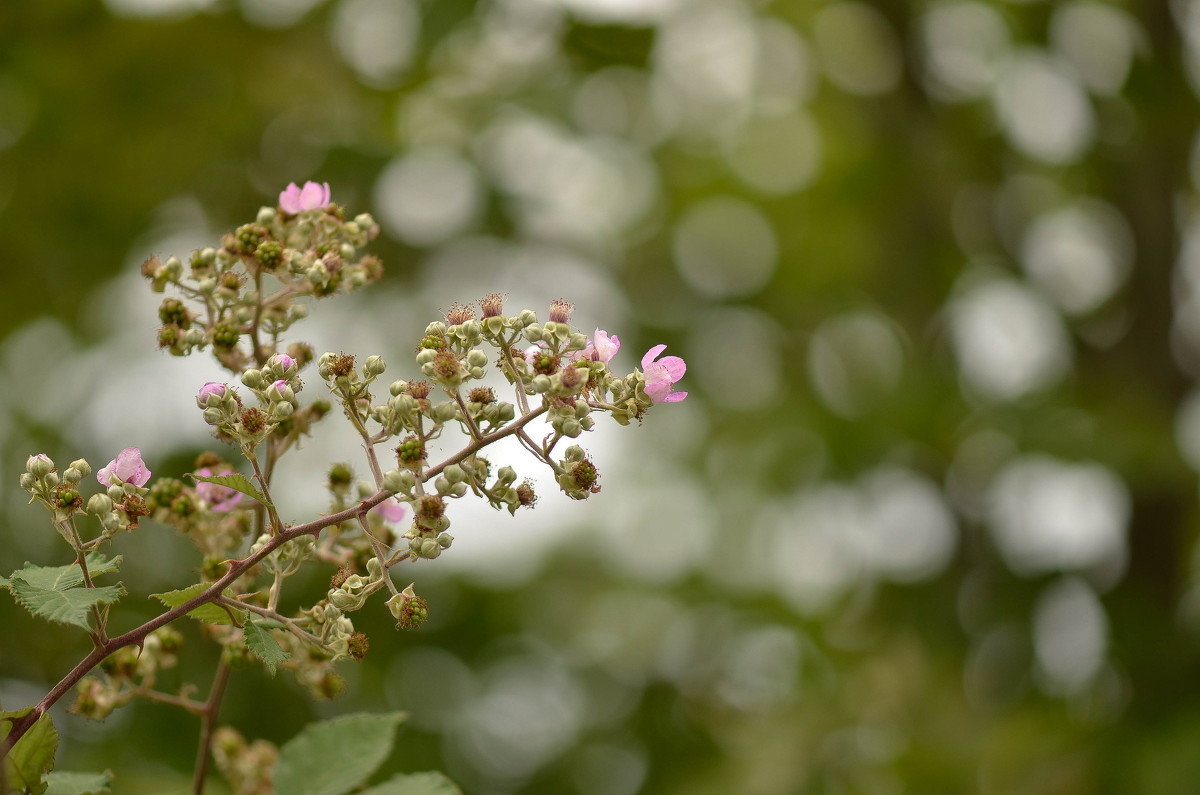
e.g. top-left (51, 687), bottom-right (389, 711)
top-left (360, 772), bottom-right (462, 795)
top-left (243, 620), bottom-right (290, 676)
top-left (274, 712), bottom-right (407, 795)
top-left (4, 554), bottom-right (122, 593)
top-left (44, 770), bottom-right (113, 795)
top-left (187, 472), bottom-right (273, 509)
top-left (0, 575), bottom-right (9, 589)
top-left (8, 580), bottom-right (124, 631)
top-left (150, 584), bottom-right (246, 626)
top-left (1, 710), bottom-right (57, 794)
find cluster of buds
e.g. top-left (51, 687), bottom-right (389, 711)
top-left (327, 557), bottom-right (388, 611)
top-left (72, 627), bottom-right (182, 720)
top-left (212, 727), bottom-right (278, 795)
top-left (302, 600), bottom-right (359, 662)
top-left (8, 181), bottom-right (692, 765)
top-left (144, 181), bottom-right (383, 371)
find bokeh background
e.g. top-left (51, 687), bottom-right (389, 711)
top-left (3, 0), bottom-right (1200, 792)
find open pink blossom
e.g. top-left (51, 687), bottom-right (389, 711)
top-left (279, 181), bottom-right (331, 214)
top-left (591, 329), bottom-right (620, 364)
top-left (642, 344), bottom-right (687, 404)
top-left (97, 447), bottom-right (152, 487)
top-left (195, 467), bottom-right (244, 513)
top-left (371, 497), bottom-right (410, 525)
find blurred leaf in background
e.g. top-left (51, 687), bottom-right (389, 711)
top-left (3, 0), bottom-right (1200, 793)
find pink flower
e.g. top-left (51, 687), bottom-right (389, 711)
top-left (197, 381), bottom-right (227, 408)
top-left (371, 497), bottom-right (410, 525)
top-left (642, 344), bottom-right (687, 404)
top-left (279, 181), bottom-right (331, 214)
top-left (592, 329), bottom-right (620, 364)
top-left (196, 467), bottom-right (244, 513)
top-left (97, 447), bottom-right (152, 487)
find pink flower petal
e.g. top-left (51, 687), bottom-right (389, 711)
top-left (594, 329), bottom-right (619, 363)
top-left (662, 391), bottom-right (688, 402)
top-left (279, 183), bottom-right (303, 214)
top-left (642, 344), bottom-right (668, 370)
top-left (656, 354), bottom-right (686, 381)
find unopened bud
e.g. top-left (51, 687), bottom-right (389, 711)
top-left (364, 355), bottom-right (386, 377)
top-left (27, 454), bottom-right (54, 479)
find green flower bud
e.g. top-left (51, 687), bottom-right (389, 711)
top-left (389, 380), bottom-right (408, 396)
top-left (203, 407), bottom-right (225, 425)
top-left (466, 349), bottom-right (489, 369)
top-left (523, 324), bottom-right (543, 343)
top-left (70, 458), bottom-right (92, 478)
top-left (364, 355), bottom-right (387, 377)
top-left (430, 401), bottom-right (458, 424)
top-left (531, 375), bottom-right (551, 393)
top-left (438, 533), bottom-right (453, 549)
top-left (62, 466), bottom-right (83, 486)
top-left (242, 369), bottom-right (265, 389)
top-left (517, 309), bottom-right (537, 327)
top-left (19, 473), bottom-right (35, 491)
top-left (425, 321), bottom-right (448, 337)
top-left (271, 402), bottom-right (294, 419)
top-left (27, 454), bottom-right (55, 479)
top-left (87, 494), bottom-right (114, 515)
top-left (383, 469), bottom-right (416, 494)
top-left (256, 206), bottom-right (277, 225)
top-left (443, 464), bottom-right (466, 484)
top-left (497, 402), bottom-right (516, 421)
top-left (567, 332), bottom-right (588, 351)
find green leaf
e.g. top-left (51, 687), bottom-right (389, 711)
top-left (8, 580), bottom-right (124, 631)
top-left (274, 712), bottom-right (407, 795)
top-left (4, 554), bottom-right (122, 593)
top-left (150, 584), bottom-right (246, 626)
top-left (243, 620), bottom-right (290, 676)
top-left (360, 772), bottom-right (462, 795)
top-left (187, 471), bottom-right (273, 509)
top-left (1, 710), bottom-right (58, 794)
top-left (44, 770), bottom-right (114, 795)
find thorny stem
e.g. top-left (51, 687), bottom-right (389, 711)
top-left (2, 401), bottom-right (549, 754)
top-left (453, 391), bottom-right (483, 441)
top-left (191, 657), bottom-right (232, 795)
top-left (63, 521), bottom-right (109, 647)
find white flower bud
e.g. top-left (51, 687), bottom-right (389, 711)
top-left (364, 355), bottom-right (386, 377)
top-left (429, 402), bottom-right (457, 424)
top-left (27, 454), bottom-right (55, 479)
top-left (87, 494), bottom-right (114, 515)
top-left (241, 369), bottom-right (265, 389)
top-left (257, 206), bottom-right (277, 225)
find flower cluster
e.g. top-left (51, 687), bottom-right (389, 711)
top-left (6, 180), bottom-right (688, 795)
